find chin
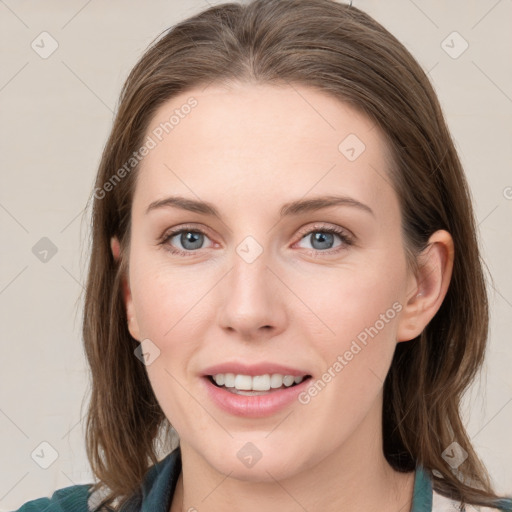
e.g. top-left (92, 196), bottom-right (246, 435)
top-left (195, 438), bottom-right (314, 483)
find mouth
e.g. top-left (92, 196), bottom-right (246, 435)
top-left (201, 369), bottom-right (315, 417)
top-left (201, 371), bottom-right (314, 417)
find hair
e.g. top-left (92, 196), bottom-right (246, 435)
top-left (81, 0), bottom-right (510, 509)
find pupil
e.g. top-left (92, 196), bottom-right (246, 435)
top-left (181, 231), bottom-right (203, 250)
top-left (311, 232), bottom-right (333, 250)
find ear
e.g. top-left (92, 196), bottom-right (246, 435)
top-left (110, 236), bottom-right (141, 341)
top-left (396, 229), bottom-right (454, 343)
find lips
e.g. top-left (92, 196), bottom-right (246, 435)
top-left (201, 371), bottom-right (313, 417)
top-left (201, 361), bottom-right (311, 378)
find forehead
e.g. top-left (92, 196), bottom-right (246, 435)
top-left (133, 83), bottom-right (397, 222)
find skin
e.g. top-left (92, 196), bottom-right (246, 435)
top-left (110, 83), bottom-right (454, 512)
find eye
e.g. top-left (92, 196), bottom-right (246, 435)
top-left (158, 223), bottom-right (354, 257)
top-left (159, 225), bottom-right (214, 256)
top-left (295, 224), bottom-right (353, 254)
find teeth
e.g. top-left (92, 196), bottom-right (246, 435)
top-left (212, 373), bottom-right (306, 391)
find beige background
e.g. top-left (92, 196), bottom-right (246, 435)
top-left (1, 0), bottom-right (511, 509)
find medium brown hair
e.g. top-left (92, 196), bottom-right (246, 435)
top-left (82, 0), bottom-right (509, 508)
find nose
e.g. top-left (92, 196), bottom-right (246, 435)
top-left (217, 246), bottom-right (288, 341)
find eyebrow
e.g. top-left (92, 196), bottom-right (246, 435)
top-left (145, 194), bottom-right (375, 218)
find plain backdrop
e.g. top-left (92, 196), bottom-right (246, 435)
top-left (1, 0), bottom-right (511, 509)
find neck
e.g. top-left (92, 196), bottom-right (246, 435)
top-left (170, 397), bottom-right (415, 512)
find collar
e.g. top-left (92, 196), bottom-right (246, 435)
top-left (411, 464), bottom-right (433, 512)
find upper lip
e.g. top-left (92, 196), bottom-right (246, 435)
top-left (202, 361), bottom-right (312, 377)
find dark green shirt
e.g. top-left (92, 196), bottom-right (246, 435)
top-left (12, 447), bottom-right (512, 512)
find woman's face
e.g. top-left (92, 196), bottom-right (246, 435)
top-left (117, 83), bottom-right (423, 480)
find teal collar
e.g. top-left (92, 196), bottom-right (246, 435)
top-left (411, 465), bottom-right (433, 512)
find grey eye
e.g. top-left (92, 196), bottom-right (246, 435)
top-left (171, 231), bottom-right (206, 251)
top-left (298, 231), bottom-right (342, 251)
top-left (310, 232), bottom-right (335, 250)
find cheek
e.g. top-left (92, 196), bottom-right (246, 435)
top-left (295, 260), bottom-right (404, 411)
top-left (129, 254), bottom-right (215, 339)
top-left (295, 262), bottom-right (402, 344)
top-left (129, 260), bottom-right (215, 430)
top-left (298, 274), bottom-right (402, 430)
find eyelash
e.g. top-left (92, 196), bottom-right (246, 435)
top-left (158, 223), bottom-right (354, 257)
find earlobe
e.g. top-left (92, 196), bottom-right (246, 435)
top-left (126, 295), bottom-right (141, 342)
top-left (111, 236), bottom-right (121, 261)
top-left (396, 230), bottom-right (454, 343)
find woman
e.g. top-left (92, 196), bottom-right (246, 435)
top-left (14, 0), bottom-right (512, 511)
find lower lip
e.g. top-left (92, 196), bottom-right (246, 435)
top-left (201, 376), bottom-right (312, 418)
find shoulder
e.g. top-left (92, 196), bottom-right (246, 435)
top-left (433, 489), bottom-right (512, 512)
top-left (13, 446), bottom-right (182, 512)
top-left (12, 484), bottom-right (92, 512)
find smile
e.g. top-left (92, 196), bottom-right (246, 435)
top-left (202, 374), bottom-right (313, 417)
top-left (209, 373), bottom-right (309, 393)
